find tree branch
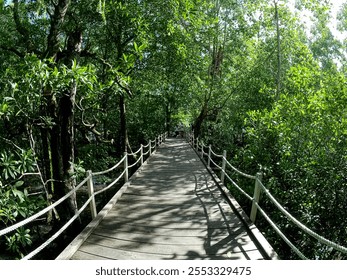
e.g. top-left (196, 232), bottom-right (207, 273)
top-left (121, 34), bottom-right (136, 50)
top-left (13, 0), bottom-right (30, 39)
top-left (0, 45), bottom-right (24, 57)
top-left (45, 0), bottom-right (71, 58)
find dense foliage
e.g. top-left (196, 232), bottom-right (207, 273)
top-left (0, 0), bottom-right (346, 259)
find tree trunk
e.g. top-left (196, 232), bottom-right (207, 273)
top-left (50, 81), bottom-right (78, 220)
top-left (165, 103), bottom-right (171, 134)
top-left (193, 104), bottom-right (208, 139)
top-left (118, 94), bottom-right (128, 154)
top-left (40, 0), bottom-right (82, 224)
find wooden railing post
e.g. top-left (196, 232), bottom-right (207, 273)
top-left (201, 142), bottom-right (204, 159)
top-left (196, 137), bottom-right (199, 150)
top-left (208, 144), bottom-right (211, 167)
top-left (149, 140), bottom-right (152, 156)
top-left (86, 170), bottom-right (97, 219)
top-left (221, 150), bottom-right (227, 184)
top-left (250, 172), bottom-right (263, 223)
top-left (124, 152), bottom-right (128, 182)
top-left (140, 144), bottom-right (143, 165)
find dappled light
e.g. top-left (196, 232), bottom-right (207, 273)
top-left (60, 138), bottom-right (272, 260)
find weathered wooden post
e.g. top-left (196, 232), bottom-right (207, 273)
top-left (250, 172), bottom-right (263, 223)
top-left (140, 144), bottom-right (144, 166)
top-left (124, 152), bottom-right (128, 182)
top-left (208, 144), bottom-right (211, 167)
top-left (149, 140), bottom-right (152, 156)
top-left (201, 142), bottom-right (204, 159)
top-left (86, 170), bottom-right (97, 219)
top-left (221, 150), bottom-right (227, 184)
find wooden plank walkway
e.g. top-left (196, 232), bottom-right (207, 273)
top-left (57, 138), bottom-right (278, 260)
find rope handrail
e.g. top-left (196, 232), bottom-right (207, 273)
top-left (188, 133), bottom-right (347, 258)
top-left (257, 179), bottom-right (347, 254)
top-left (92, 155), bottom-right (126, 176)
top-left (200, 146), bottom-right (208, 157)
top-left (22, 193), bottom-right (95, 260)
top-left (224, 159), bottom-right (256, 180)
top-left (209, 156), bottom-right (223, 171)
top-left (127, 146), bottom-right (142, 157)
top-left (142, 142), bottom-right (150, 148)
top-left (94, 170), bottom-right (126, 196)
top-left (127, 154), bottom-right (143, 169)
top-left (0, 174), bottom-right (91, 237)
top-left (210, 147), bottom-right (223, 158)
top-left (224, 172), bottom-right (253, 201)
top-left (0, 131), bottom-right (167, 259)
top-left (254, 201), bottom-right (308, 260)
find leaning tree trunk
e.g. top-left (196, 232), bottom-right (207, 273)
top-left (193, 103), bottom-right (208, 139)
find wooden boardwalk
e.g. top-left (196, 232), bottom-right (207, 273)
top-left (57, 138), bottom-right (277, 260)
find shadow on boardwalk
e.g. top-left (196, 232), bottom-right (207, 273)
top-left (56, 138), bottom-right (276, 260)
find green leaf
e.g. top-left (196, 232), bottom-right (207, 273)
top-left (134, 41), bottom-right (139, 52)
top-left (13, 181), bottom-right (24, 188)
top-left (12, 189), bottom-right (25, 203)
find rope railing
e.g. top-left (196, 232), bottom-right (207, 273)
top-left (0, 131), bottom-right (167, 260)
top-left (188, 133), bottom-right (347, 259)
top-left (224, 159), bottom-right (256, 180)
top-left (209, 147), bottom-right (223, 158)
top-left (93, 170), bottom-right (126, 197)
top-left (0, 175), bottom-right (91, 237)
top-left (256, 179), bottom-right (347, 255)
top-left (127, 146), bottom-right (143, 157)
top-left (223, 172), bottom-right (253, 202)
top-left (92, 155), bottom-right (126, 176)
top-left (127, 154), bottom-right (143, 169)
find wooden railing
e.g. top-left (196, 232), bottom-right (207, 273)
top-left (0, 132), bottom-right (168, 260)
top-left (189, 133), bottom-right (347, 259)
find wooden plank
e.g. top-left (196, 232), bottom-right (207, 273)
top-left (101, 207), bottom-right (239, 221)
top-left (74, 242), bottom-right (264, 260)
top-left (90, 227), bottom-right (241, 244)
top-left (98, 217), bottom-right (243, 230)
top-left (124, 187), bottom-right (221, 196)
top-left (116, 195), bottom-right (227, 205)
top-left (95, 223), bottom-right (237, 238)
top-left (78, 233), bottom-right (262, 257)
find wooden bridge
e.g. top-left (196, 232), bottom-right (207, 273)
top-left (56, 138), bottom-right (277, 260)
top-left (2, 133), bottom-right (346, 260)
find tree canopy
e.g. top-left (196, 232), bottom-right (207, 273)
top-left (1, 0), bottom-right (347, 259)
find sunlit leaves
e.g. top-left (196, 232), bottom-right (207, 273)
top-left (98, 0), bottom-right (106, 23)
